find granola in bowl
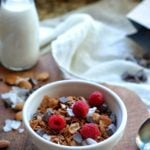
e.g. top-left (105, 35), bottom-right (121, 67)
top-left (30, 91), bottom-right (117, 146)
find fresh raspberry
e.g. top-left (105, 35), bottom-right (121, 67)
top-left (48, 115), bottom-right (66, 131)
top-left (72, 101), bottom-right (89, 118)
top-left (80, 123), bottom-right (100, 139)
top-left (88, 91), bottom-right (105, 107)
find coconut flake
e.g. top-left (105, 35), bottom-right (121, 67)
top-left (1, 86), bottom-right (29, 108)
top-left (67, 108), bottom-right (74, 116)
top-left (11, 86), bottom-right (29, 97)
top-left (3, 119), bottom-right (21, 132)
top-left (3, 120), bottom-right (12, 132)
top-left (87, 107), bottom-right (97, 117)
top-left (85, 138), bottom-right (97, 145)
top-left (11, 120), bottom-right (21, 130)
top-left (18, 128), bottom-right (25, 133)
top-left (43, 134), bottom-right (51, 141)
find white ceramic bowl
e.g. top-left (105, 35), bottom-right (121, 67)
top-left (23, 80), bottom-right (127, 150)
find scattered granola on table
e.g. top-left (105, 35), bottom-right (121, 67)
top-left (0, 71), bottom-right (50, 131)
top-left (30, 91), bottom-right (117, 146)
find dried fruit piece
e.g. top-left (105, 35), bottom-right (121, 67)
top-left (80, 123), bottom-right (100, 139)
top-left (72, 101), bottom-right (89, 118)
top-left (88, 91), bottom-right (105, 107)
top-left (48, 115), bottom-right (66, 131)
top-left (36, 72), bottom-right (49, 81)
top-left (0, 140), bottom-right (10, 148)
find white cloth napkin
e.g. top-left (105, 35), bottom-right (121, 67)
top-left (50, 13), bottom-right (150, 107)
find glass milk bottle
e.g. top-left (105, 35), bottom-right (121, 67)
top-left (0, 0), bottom-right (40, 71)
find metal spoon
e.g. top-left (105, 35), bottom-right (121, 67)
top-left (136, 108), bottom-right (150, 150)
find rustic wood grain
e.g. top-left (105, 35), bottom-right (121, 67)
top-left (0, 54), bottom-right (148, 150)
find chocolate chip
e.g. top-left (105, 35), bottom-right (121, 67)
top-left (98, 103), bottom-right (108, 113)
top-left (42, 109), bottom-right (53, 122)
top-left (73, 132), bottom-right (83, 144)
top-left (121, 70), bottom-right (147, 83)
top-left (26, 87), bottom-right (39, 97)
top-left (136, 70), bottom-right (147, 82)
top-left (107, 124), bottom-right (116, 136)
top-left (29, 78), bottom-right (38, 86)
top-left (125, 56), bottom-right (137, 63)
top-left (86, 116), bottom-right (94, 123)
top-left (122, 71), bottom-right (136, 82)
top-left (36, 129), bottom-right (46, 137)
top-left (110, 112), bottom-right (116, 125)
top-left (32, 112), bottom-right (42, 119)
top-left (142, 52), bottom-right (150, 60)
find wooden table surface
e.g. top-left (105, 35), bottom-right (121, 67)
top-left (0, 53), bottom-right (148, 150)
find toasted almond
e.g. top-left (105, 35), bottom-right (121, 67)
top-left (36, 72), bottom-right (49, 81)
top-left (15, 111), bottom-right (22, 121)
top-left (4, 74), bottom-right (21, 85)
top-left (0, 140), bottom-right (10, 148)
top-left (69, 123), bottom-right (80, 134)
top-left (17, 80), bottom-right (32, 89)
top-left (14, 102), bottom-right (24, 111)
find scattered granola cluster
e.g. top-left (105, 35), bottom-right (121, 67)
top-left (0, 72), bottom-right (50, 132)
top-left (30, 91), bottom-right (117, 146)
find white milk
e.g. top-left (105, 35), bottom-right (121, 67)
top-left (0, 0), bottom-right (40, 71)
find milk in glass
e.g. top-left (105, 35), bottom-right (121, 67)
top-left (0, 0), bottom-right (40, 71)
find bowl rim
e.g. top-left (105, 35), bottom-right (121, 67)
top-left (23, 80), bottom-right (127, 149)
